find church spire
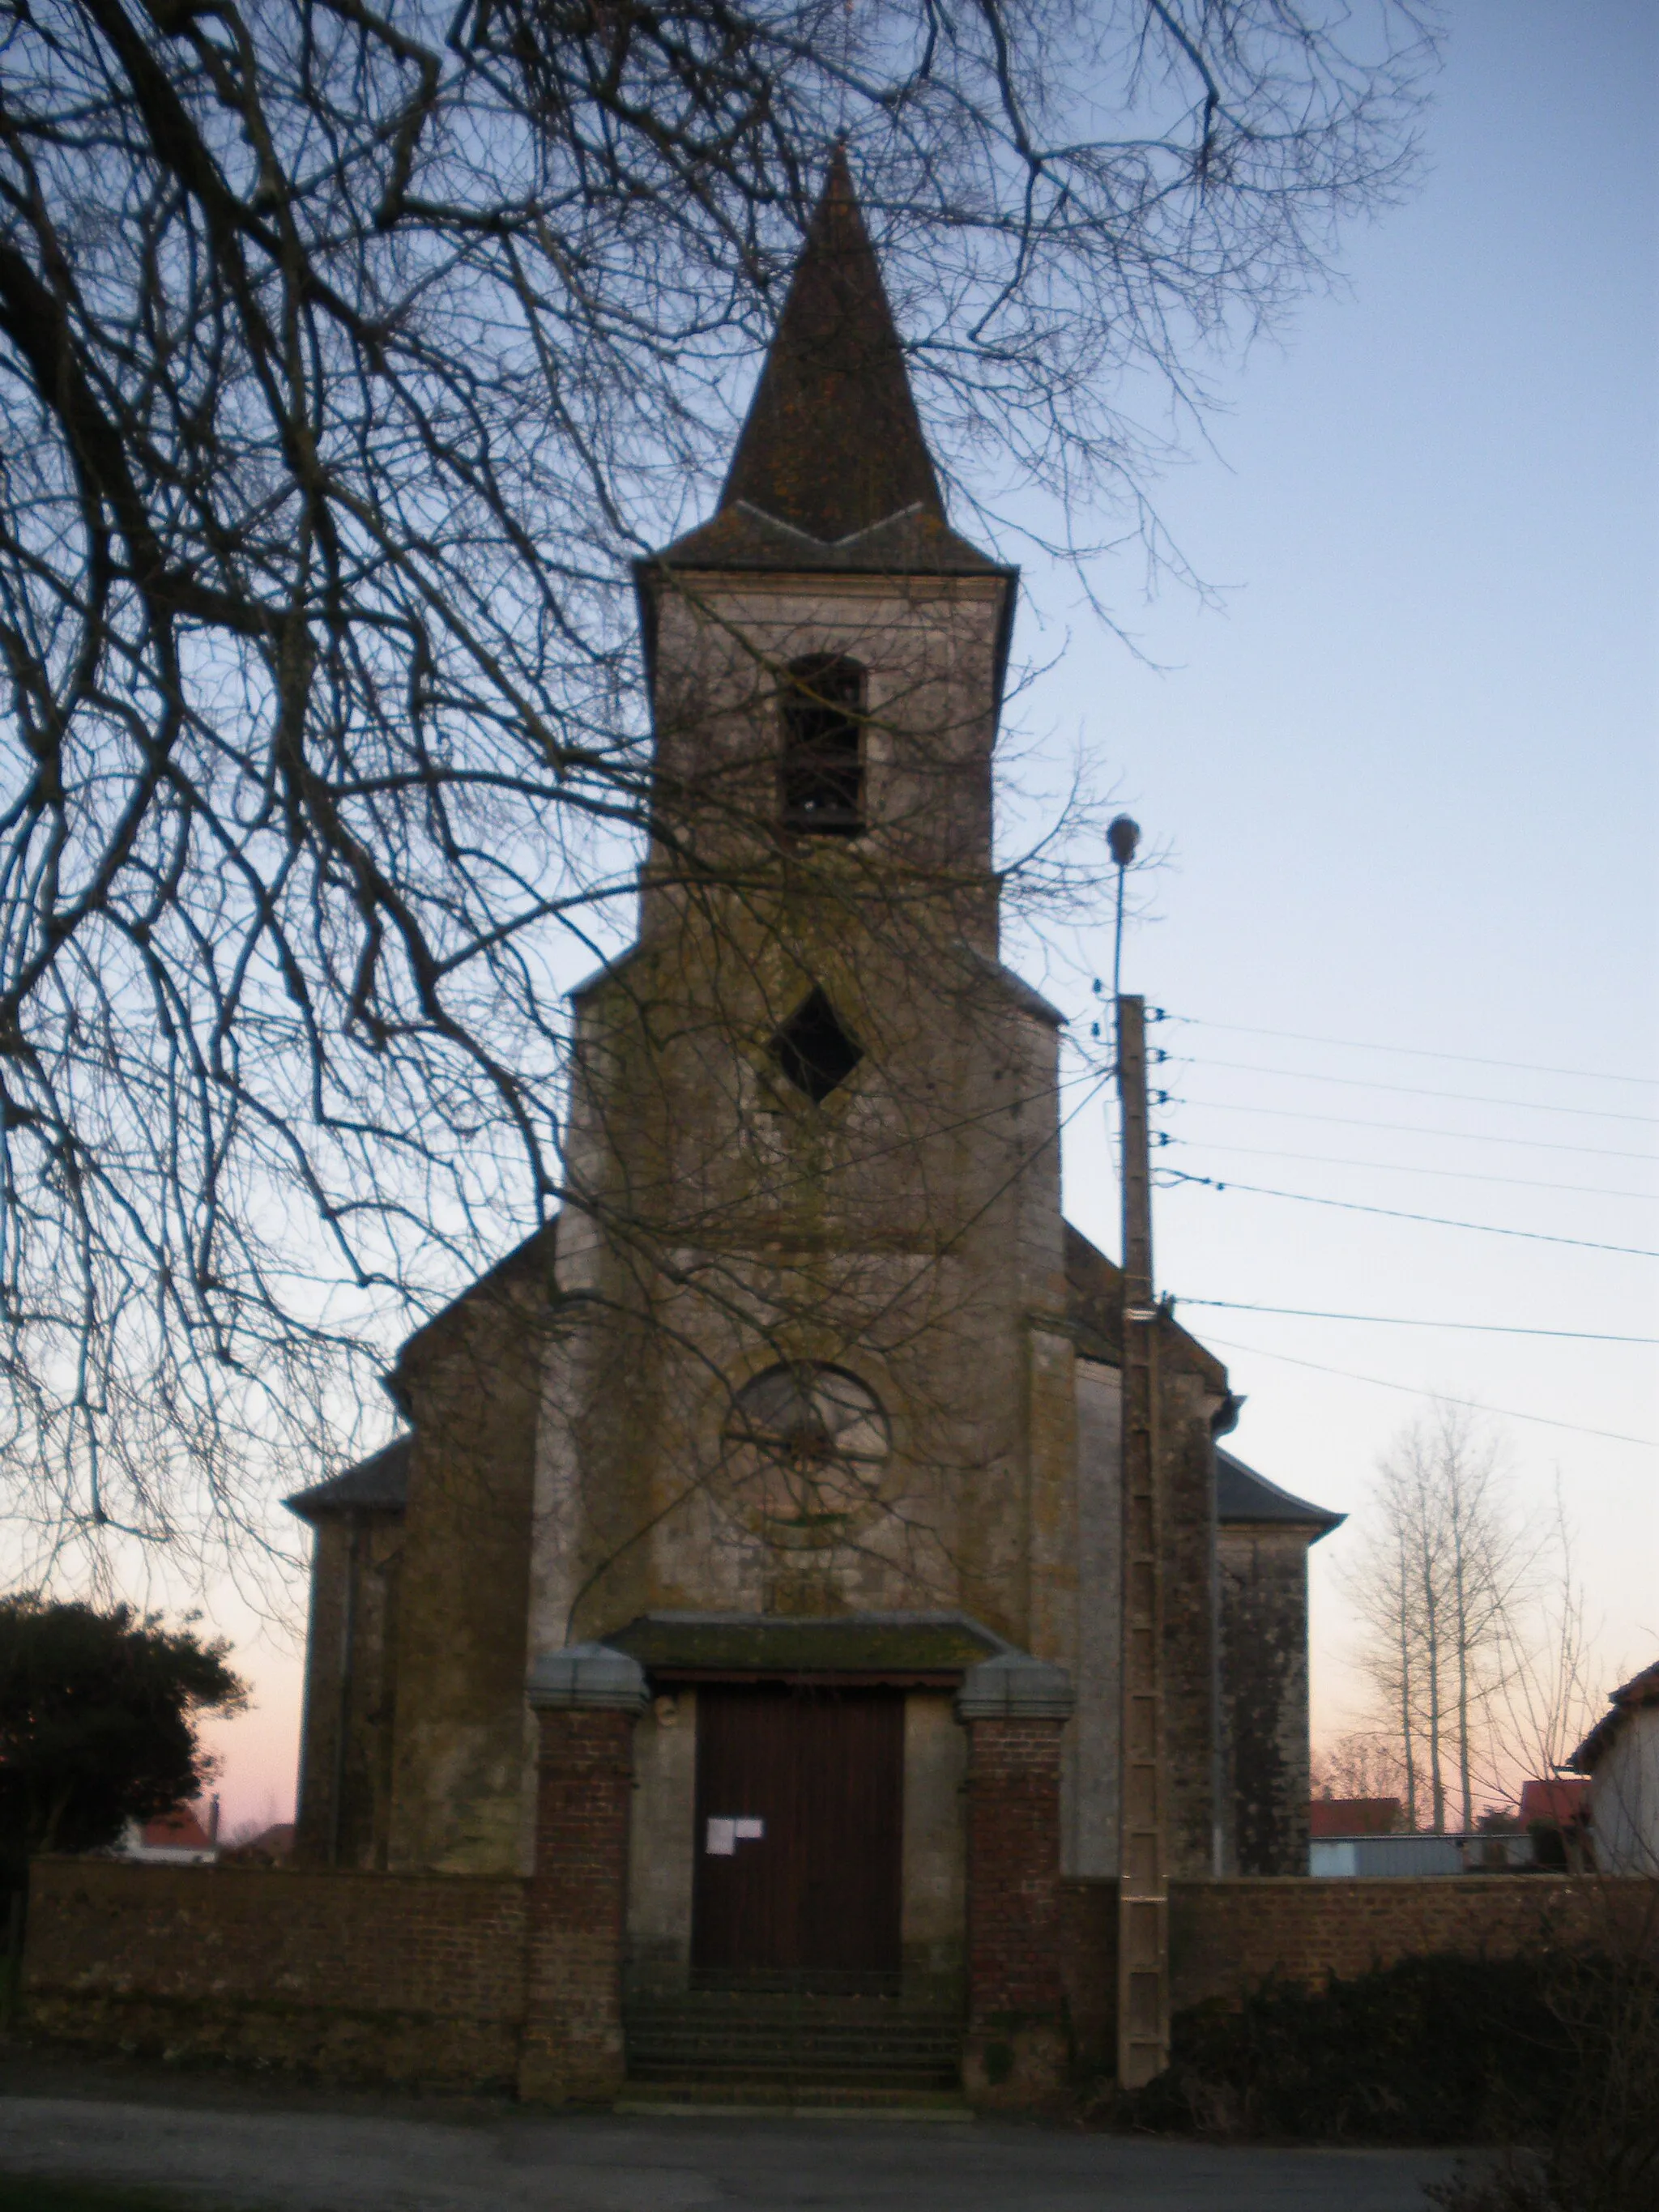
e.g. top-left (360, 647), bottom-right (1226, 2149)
top-left (719, 147), bottom-right (945, 544)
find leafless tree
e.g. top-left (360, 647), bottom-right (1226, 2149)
top-left (0, 1), bottom-right (1438, 1567)
top-left (1346, 1403), bottom-right (1533, 1833)
top-left (1310, 1728), bottom-right (1408, 1817)
top-left (1486, 1478), bottom-right (1598, 1796)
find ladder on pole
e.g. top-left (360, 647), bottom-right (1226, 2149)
top-left (1115, 993), bottom-right (1170, 2089)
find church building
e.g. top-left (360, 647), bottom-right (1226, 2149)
top-left (287, 154), bottom-right (1340, 2103)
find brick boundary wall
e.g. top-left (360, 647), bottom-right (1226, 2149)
top-left (1063, 1874), bottom-right (1657, 2073)
top-left (22, 1859), bottom-right (1657, 2101)
top-left (23, 1858), bottom-right (528, 2091)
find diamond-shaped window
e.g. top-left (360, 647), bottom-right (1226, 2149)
top-left (769, 987), bottom-right (863, 1104)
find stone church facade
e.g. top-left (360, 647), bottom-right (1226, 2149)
top-left (288, 156), bottom-right (1339, 2099)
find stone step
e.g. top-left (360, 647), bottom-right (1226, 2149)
top-left (625, 1997), bottom-right (964, 2094)
top-left (628, 2043), bottom-right (961, 2068)
top-left (616, 2082), bottom-right (973, 2118)
top-left (629, 2063), bottom-right (962, 2087)
top-left (625, 2028), bottom-right (961, 2061)
top-left (624, 2026), bottom-right (960, 2044)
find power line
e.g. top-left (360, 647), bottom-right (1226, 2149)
top-left (1173, 1055), bottom-right (1659, 1127)
top-left (1167, 1016), bottom-right (1659, 1089)
top-left (1162, 1168), bottom-right (1659, 1258)
top-left (1173, 1297), bottom-right (1657, 1345)
top-left (1170, 1096), bottom-right (1658, 1163)
top-left (1168, 1139), bottom-right (1657, 1203)
top-left (1196, 1334), bottom-right (1657, 1448)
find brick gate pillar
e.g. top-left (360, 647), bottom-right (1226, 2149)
top-left (957, 1652), bottom-right (1076, 2108)
top-left (518, 1642), bottom-right (648, 2105)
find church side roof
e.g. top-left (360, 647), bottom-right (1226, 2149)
top-left (386, 1219), bottom-right (557, 1398)
top-left (288, 1222), bottom-right (559, 1515)
top-left (285, 1434), bottom-right (412, 1522)
top-left (1216, 1447), bottom-right (1345, 1539)
top-left (1064, 1221), bottom-right (1229, 1392)
top-left (965, 949), bottom-right (1065, 1029)
top-left (639, 149), bottom-right (1008, 583)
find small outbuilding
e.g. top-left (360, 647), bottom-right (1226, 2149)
top-left (1570, 1660), bottom-right (1659, 1876)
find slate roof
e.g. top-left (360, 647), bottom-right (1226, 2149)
top-left (640, 150), bottom-right (1007, 582)
top-left (965, 948), bottom-right (1065, 1029)
top-left (1216, 1448), bottom-right (1344, 1538)
top-left (723, 144), bottom-right (941, 543)
top-left (284, 1433), bottom-right (412, 1522)
top-left (1062, 1223), bottom-right (1231, 1392)
top-left (1568, 1658), bottom-right (1659, 1772)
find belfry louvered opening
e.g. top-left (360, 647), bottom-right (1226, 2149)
top-left (779, 655), bottom-right (864, 835)
top-left (769, 987), bottom-right (863, 1103)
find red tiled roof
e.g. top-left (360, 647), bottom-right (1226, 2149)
top-left (140, 1805), bottom-right (212, 1850)
top-left (1519, 1777), bottom-right (1589, 1828)
top-left (1310, 1796), bottom-right (1402, 1837)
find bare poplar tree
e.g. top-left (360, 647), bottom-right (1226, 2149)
top-left (1489, 1479), bottom-right (1597, 1796)
top-left (0, 1), bottom-right (1439, 1564)
top-left (1347, 1403), bottom-right (1529, 1833)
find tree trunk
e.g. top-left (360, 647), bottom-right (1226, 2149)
top-left (1452, 1505), bottom-right (1473, 1834)
top-left (1397, 1528), bottom-right (1418, 1828)
top-left (1419, 1516), bottom-right (1445, 1833)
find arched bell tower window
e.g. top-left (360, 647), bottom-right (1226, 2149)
top-left (727, 1363), bottom-right (889, 1466)
top-left (778, 654), bottom-right (865, 837)
top-left (722, 1364), bottom-right (890, 1547)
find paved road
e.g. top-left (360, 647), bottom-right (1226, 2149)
top-left (0, 2088), bottom-right (1465, 2210)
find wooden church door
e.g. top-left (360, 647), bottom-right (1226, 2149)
top-left (691, 1683), bottom-right (903, 1983)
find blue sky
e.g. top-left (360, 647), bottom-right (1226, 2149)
top-left (1031, 0), bottom-right (1657, 1758)
top-left (205, 0), bottom-right (1656, 1823)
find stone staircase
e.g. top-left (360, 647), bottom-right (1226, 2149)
top-left (623, 1984), bottom-right (965, 2107)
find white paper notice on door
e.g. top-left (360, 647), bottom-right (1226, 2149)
top-left (733, 1818), bottom-right (765, 1841)
top-left (706, 1818), bottom-right (736, 1856)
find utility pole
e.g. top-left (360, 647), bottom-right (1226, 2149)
top-left (1110, 812), bottom-right (1170, 2089)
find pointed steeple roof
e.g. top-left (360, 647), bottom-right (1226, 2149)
top-left (644, 151), bottom-right (1004, 580)
top-left (721, 145), bottom-right (942, 543)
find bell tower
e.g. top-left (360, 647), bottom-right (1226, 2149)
top-left (532, 150), bottom-right (1077, 1656)
top-left (633, 145), bottom-right (1016, 940)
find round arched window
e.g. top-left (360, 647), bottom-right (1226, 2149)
top-left (722, 1364), bottom-right (889, 1547)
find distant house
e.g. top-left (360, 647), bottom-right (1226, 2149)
top-left (121, 1801), bottom-right (219, 1865)
top-left (1307, 1796), bottom-right (1546, 1877)
top-left (1518, 1778), bottom-right (1589, 1829)
top-left (222, 1822), bottom-right (295, 1865)
top-left (1570, 1660), bottom-right (1659, 1875)
top-left (1516, 1776), bottom-right (1590, 1869)
top-left (1310, 1796), bottom-right (1403, 1838)
top-left (1308, 1826), bottom-right (1533, 1877)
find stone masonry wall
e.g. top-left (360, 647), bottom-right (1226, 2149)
top-left (1217, 1527), bottom-right (1313, 1876)
top-left (293, 1509), bottom-right (405, 1871)
top-left (385, 1229), bottom-right (552, 1876)
top-left (23, 1859), bottom-right (527, 2090)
